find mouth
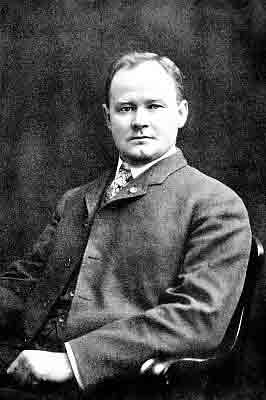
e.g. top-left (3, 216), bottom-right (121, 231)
top-left (129, 136), bottom-right (153, 141)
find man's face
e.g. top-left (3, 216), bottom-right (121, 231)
top-left (103, 60), bottom-right (188, 166)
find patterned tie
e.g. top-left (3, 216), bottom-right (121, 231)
top-left (104, 162), bottom-right (132, 201)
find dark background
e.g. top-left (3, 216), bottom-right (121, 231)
top-left (0, 0), bottom-right (266, 397)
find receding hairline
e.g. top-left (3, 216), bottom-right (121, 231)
top-left (109, 60), bottom-right (178, 97)
top-left (105, 52), bottom-right (185, 108)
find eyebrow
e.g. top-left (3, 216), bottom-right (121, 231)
top-left (116, 101), bottom-right (135, 104)
top-left (146, 99), bottom-right (165, 103)
top-left (115, 99), bottom-right (165, 104)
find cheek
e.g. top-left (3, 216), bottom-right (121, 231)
top-left (154, 120), bottom-right (178, 143)
top-left (162, 115), bottom-right (180, 134)
top-left (110, 121), bottom-right (128, 146)
top-left (111, 117), bottom-right (129, 132)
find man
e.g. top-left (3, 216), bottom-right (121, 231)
top-left (0, 52), bottom-right (251, 399)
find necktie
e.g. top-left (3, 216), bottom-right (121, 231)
top-left (104, 162), bottom-right (132, 201)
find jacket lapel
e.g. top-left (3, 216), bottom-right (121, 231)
top-left (103, 149), bottom-right (187, 205)
top-left (144, 148), bottom-right (187, 185)
top-left (24, 170), bottom-right (111, 343)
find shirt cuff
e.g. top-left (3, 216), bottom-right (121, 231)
top-left (65, 342), bottom-right (85, 390)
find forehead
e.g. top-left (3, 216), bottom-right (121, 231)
top-left (109, 61), bottom-right (177, 102)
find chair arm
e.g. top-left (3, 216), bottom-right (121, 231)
top-left (140, 354), bottom-right (228, 385)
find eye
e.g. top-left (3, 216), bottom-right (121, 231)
top-left (119, 105), bottom-right (135, 112)
top-left (148, 103), bottom-right (163, 110)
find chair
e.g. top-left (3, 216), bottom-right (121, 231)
top-left (140, 235), bottom-right (264, 396)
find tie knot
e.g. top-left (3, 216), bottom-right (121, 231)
top-left (119, 162), bottom-right (131, 173)
top-left (117, 162), bottom-right (132, 185)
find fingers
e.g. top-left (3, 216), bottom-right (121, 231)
top-left (7, 351), bottom-right (42, 386)
top-left (7, 350), bottom-right (73, 385)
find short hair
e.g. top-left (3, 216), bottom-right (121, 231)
top-left (104, 51), bottom-right (185, 108)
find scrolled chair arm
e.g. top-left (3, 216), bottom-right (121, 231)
top-left (140, 353), bottom-right (232, 386)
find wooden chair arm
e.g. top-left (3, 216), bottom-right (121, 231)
top-left (140, 353), bottom-right (230, 385)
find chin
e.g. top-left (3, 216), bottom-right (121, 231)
top-left (121, 142), bottom-right (165, 163)
top-left (122, 151), bottom-right (154, 165)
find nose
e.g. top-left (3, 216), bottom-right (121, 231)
top-left (131, 107), bottom-right (149, 131)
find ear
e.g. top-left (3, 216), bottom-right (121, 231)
top-left (102, 104), bottom-right (112, 130)
top-left (176, 100), bottom-right (188, 128)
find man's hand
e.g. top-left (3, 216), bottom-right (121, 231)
top-left (7, 350), bottom-right (74, 386)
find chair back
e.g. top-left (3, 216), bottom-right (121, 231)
top-left (217, 235), bottom-right (264, 356)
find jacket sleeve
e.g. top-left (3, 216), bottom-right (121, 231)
top-left (0, 195), bottom-right (65, 337)
top-left (68, 187), bottom-right (252, 391)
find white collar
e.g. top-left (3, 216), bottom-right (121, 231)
top-left (116, 146), bottom-right (177, 179)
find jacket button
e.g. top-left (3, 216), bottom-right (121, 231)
top-left (58, 317), bottom-right (65, 324)
top-left (129, 186), bottom-right (138, 194)
top-left (65, 257), bottom-right (71, 267)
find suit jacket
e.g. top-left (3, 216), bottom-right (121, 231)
top-left (0, 150), bottom-right (251, 395)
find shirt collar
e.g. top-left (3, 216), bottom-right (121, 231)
top-left (116, 146), bottom-right (178, 179)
